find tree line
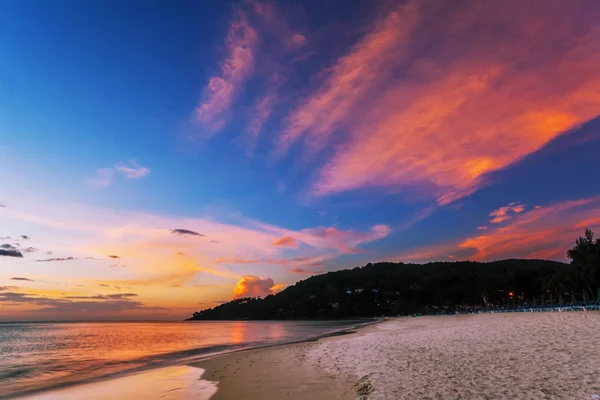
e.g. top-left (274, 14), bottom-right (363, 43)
top-left (188, 229), bottom-right (600, 320)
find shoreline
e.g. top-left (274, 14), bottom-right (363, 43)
top-left (193, 320), bottom-right (382, 399)
top-left (8, 319), bottom-right (379, 400)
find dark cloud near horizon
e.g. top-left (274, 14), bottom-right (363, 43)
top-left (20, 235), bottom-right (29, 240)
top-left (2, 243), bottom-right (37, 254)
top-left (170, 229), bottom-right (204, 237)
top-left (1, 249), bottom-right (23, 258)
top-left (108, 255), bottom-right (120, 259)
top-left (98, 284), bottom-right (109, 287)
top-left (11, 277), bottom-right (34, 282)
top-left (0, 286), bottom-right (18, 291)
top-left (64, 293), bottom-right (138, 300)
top-left (37, 257), bottom-right (75, 262)
top-left (0, 291), bottom-right (165, 313)
top-left (0, 203), bottom-right (6, 208)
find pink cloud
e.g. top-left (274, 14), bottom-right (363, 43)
top-left (195, 11), bottom-right (258, 133)
top-left (288, 267), bottom-right (323, 275)
top-left (115, 161), bottom-right (150, 179)
top-left (271, 235), bottom-right (298, 248)
top-left (294, 224), bottom-right (391, 253)
top-left (87, 168), bottom-right (114, 188)
top-left (489, 202), bottom-right (526, 224)
top-left (396, 196), bottom-right (600, 263)
top-left (276, 0), bottom-right (600, 204)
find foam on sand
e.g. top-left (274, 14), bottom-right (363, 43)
top-left (18, 366), bottom-right (217, 400)
top-left (307, 313), bottom-right (600, 399)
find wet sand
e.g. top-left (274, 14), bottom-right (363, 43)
top-left (194, 340), bottom-right (357, 400)
top-left (16, 365), bottom-right (217, 400)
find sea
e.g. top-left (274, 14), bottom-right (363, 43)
top-left (0, 320), bottom-right (368, 399)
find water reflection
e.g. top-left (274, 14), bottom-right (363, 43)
top-left (1, 320), bottom-right (363, 398)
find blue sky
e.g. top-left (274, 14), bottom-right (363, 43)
top-left (1, 0), bottom-right (600, 320)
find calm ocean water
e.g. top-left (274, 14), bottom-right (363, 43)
top-left (0, 320), bottom-right (366, 399)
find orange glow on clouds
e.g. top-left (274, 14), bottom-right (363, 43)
top-left (233, 275), bottom-right (276, 299)
top-left (397, 197), bottom-right (600, 263)
top-left (277, 0), bottom-right (600, 204)
top-left (0, 197), bottom-right (391, 318)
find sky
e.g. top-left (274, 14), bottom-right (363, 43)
top-left (1, 0), bottom-right (599, 321)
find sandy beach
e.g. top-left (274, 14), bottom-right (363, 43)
top-left (197, 312), bottom-right (600, 399)
top-left (14, 313), bottom-right (600, 399)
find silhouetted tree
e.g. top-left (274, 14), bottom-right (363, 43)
top-left (567, 229), bottom-right (600, 299)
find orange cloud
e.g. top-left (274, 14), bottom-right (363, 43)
top-left (489, 202), bottom-right (526, 224)
top-left (233, 275), bottom-right (276, 299)
top-left (277, 0), bottom-right (600, 204)
top-left (271, 235), bottom-right (298, 248)
top-left (216, 255), bottom-right (325, 267)
top-left (396, 196), bottom-right (600, 263)
top-left (288, 267), bottom-right (323, 275)
top-left (195, 10), bottom-right (258, 132)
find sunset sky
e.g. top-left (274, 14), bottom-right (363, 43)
top-left (1, 0), bottom-right (600, 321)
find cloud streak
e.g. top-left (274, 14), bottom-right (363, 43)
top-left (489, 202), bottom-right (526, 224)
top-left (115, 160), bottom-right (150, 179)
top-left (396, 196), bottom-right (600, 263)
top-left (170, 229), bottom-right (204, 237)
top-left (276, 0), bottom-right (600, 205)
top-left (195, 9), bottom-right (258, 133)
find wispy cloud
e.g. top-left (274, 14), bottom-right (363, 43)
top-left (217, 255), bottom-right (325, 267)
top-left (489, 202), bottom-right (526, 224)
top-left (395, 196), bottom-right (600, 263)
top-left (0, 291), bottom-right (163, 314)
top-left (88, 161), bottom-right (149, 188)
top-left (64, 293), bottom-right (137, 300)
top-left (87, 168), bottom-right (114, 188)
top-left (276, 0), bottom-right (600, 205)
top-left (271, 235), bottom-right (298, 248)
top-left (288, 267), bottom-right (323, 275)
top-left (195, 9), bottom-right (258, 133)
top-left (11, 277), bottom-right (34, 282)
top-left (194, 1), bottom-right (308, 142)
top-left (37, 257), bottom-right (75, 262)
top-left (115, 160), bottom-right (150, 179)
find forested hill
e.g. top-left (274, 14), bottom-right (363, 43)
top-left (188, 259), bottom-right (596, 320)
